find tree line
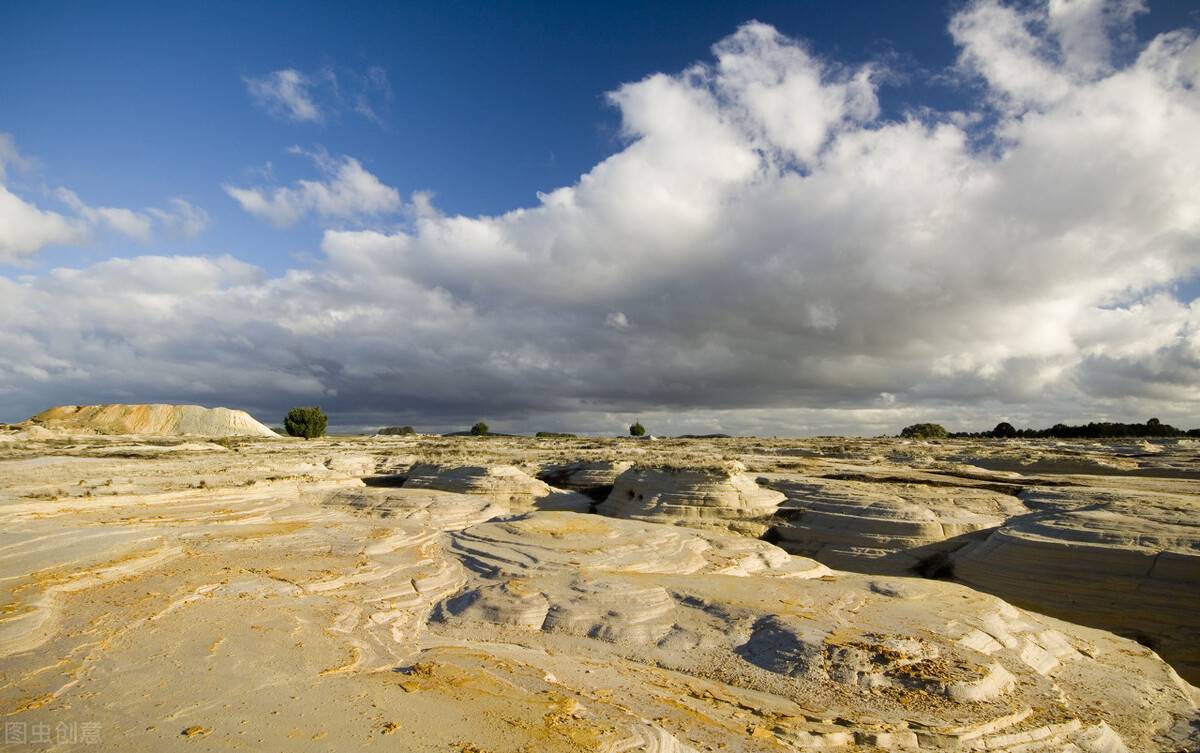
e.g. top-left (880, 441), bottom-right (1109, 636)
top-left (901, 418), bottom-right (1200, 440)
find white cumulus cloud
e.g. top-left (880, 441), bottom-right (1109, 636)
top-left (147, 198), bottom-right (210, 239)
top-left (3, 1), bottom-right (1200, 434)
top-left (0, 186), bottom-right (89, 265)
top-left (224, 147), bottom-right (402, 227)
top-left (0, 135), bottom-right (208, 264)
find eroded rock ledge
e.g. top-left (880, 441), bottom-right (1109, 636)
top-left (952, 485), bottom-right (1200, 683)
top-left (402, 462), bottom-right (591, 513)
top-left (599, 461), bottom-right (785, 535)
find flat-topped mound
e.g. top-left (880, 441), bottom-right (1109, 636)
top-left (27, 403), bottom-right (278, 438)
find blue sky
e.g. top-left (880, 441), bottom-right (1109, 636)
top-left (3, 1), bottom-right (957, 274)
top-left (2, 1), bottom-right (1200, 433)
top-left (6, 0), bottom-right (1189, 274)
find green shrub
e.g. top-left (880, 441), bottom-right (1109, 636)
top-left (991, 421), bottom-right (1017, 439)
top-left (470, 421), bottom-right (489, 436)
top-left (629, 421), bottom-right (646, 437)
top-left (378, 426), bottom-right (415, 435)
top-left (535, 431), bottom-right (576, 438)
top-left (899, 422), bottom-right (947, 440)
top-left (284, 406), bottom-right (328, 439)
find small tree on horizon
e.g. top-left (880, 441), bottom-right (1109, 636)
top-left (629, 420), bottom-right (646, 437)
top-left (284, 406), bottom-right (328, 439)
top-left (991, 421), bottom-right (1017, 439)
top-left (900, 422), bottom-right (947, 440)
top-left (470, 421), bottom-right (490, 436)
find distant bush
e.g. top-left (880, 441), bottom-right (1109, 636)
top-left (470, 421), bottom-right (490, 436)
top-left (284, 406), bottom-right (328, 439)
top-left (629, 421), bottom-right (646, 437)
top-left (991, 422), bottom-right (1017, 439)
top-left (535, 431), bottom-right (576, 438)
top-left (378, 426), bottom-right (415, 435)
top-left (900, 423), bottom-right (947, 440)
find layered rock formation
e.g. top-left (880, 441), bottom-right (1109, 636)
top-left (600, 462), bottom-right (785, 535)
top-left (436, 512), bottom-right (1198, 752)
top-left (946, 438), bottom-right (1200, 479)
top-left (402, 462), bottom-right (590, 513)
top-left (952, 485), bottom-right (1200, 683)
top-left (765, 476), bottom-right (1027, 574)
top-left (0, 431), bottom-right (1195, 751)
top-left (324, 487), bottom-right (507, 530)
top-left (25, 403), bottom-right (278, 437)
top-left (537, 459), bottom-right (633, 502)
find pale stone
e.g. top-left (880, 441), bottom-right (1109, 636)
top-left (952, 485), bottom-right (1200, 683)
top-left (403, 462), bottom-right (591, 513)
top-left (24, 403), bottom-right (278, 437)
top-left (600, 461), bottom-right (785, 534)
top-left (0, 432), bottom-right (1194, 752)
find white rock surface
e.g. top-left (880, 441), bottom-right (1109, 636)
top-left (600, 462), bottom-right (785, 534)
top-left (435, 512), bottom-right (1199, 752)
top-left (402, 462), bottom-right (591, 513)
top-left (0, 433), bottom-right (1195, 752)
top-left (324, 486), bottom-right (507, 530)
top-left (952, 485), bottom-right (1200, 683)
top-left (537, 459), bottom-right (633, 501)
top-left (765, 475), bottom-right (1026, 574)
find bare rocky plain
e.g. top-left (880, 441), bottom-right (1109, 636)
top-left (1, 406), bottom-right (1198, 752)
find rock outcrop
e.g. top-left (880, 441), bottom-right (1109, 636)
top-left (599, 462), bottom-right (785, 535)
top-left (765, 476), bottom-right (1026, 574)
top-left (951, 486), bottom-right (1200, 683)
top-left (435, 512), bottom-right (1199, 753)
top-left (537, 459), bottom-right (633, 502)
top-left (26, 403), bottom-right (278, 437)
top-left (324, 487), bottom-right (507, 530)
top-left (402, 463), bottom-right (590, 513)
top-left (448, 512), bottom-right (829, 580)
